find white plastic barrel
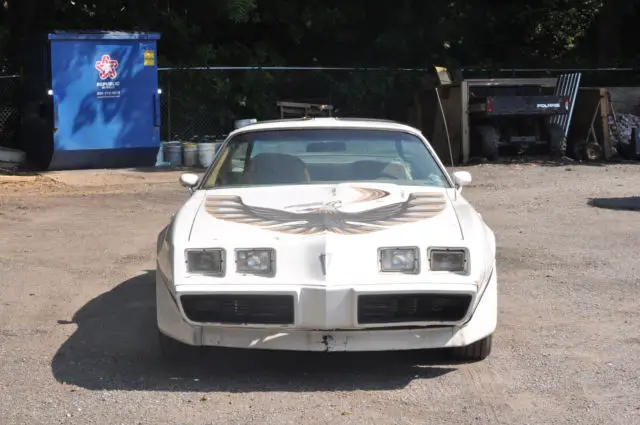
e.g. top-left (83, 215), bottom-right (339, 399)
top-left (198, 142), bottom-right (217, 168)
top-left (0, 147), bottom-right (26, 165)
top-left (182, 142), bottom-right (198, 167)
top-left (164, 141), bottom-right (182, 167)
top-left (234, 118), bottom-right (257, 129)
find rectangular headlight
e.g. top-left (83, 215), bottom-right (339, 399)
top-left (379, 247), bottom-right (419, 273)
top-left (429, 248), bottom-right (467, 272)
top-left (236, 248), bottom-right (275, 276)
top-left (185, 248), bottom-right (225, 275)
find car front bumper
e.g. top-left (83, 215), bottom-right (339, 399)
top-left (156, 269), bottom-right (497, 352)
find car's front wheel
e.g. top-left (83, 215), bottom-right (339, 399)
top-left (157, 328), bottom-right (195, 361)
top-left (450, 335), bottom-right (492, 362)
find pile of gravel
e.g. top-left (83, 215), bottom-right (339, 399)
top-left (609, 112), bottom-right (640, 145)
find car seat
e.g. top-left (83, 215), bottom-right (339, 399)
top-left (244, 153), bottom-right (311, 184)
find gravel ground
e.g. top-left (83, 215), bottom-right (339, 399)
top-left (0, 163), bottom-right (638, 425)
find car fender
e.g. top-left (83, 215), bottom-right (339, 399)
top-left (453, 201), bottom-right (496, 285)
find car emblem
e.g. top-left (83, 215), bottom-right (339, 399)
top-left (319, 253), bottom-right (331, 275)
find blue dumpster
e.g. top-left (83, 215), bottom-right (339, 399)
top-left (32, 31), bottom-right (162, 170)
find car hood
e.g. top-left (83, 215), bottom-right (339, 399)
top-left (188, 182), bottom-right (462, 244)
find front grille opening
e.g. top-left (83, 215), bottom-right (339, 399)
top-left (180, 294), bottom-right (294, 325)
top-left (357, 293), bottom-right (472, 324)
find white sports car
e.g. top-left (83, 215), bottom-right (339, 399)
top-left (156, 117), bottom-right (497, 361)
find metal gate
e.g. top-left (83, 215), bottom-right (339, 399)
top-left (548, 72), bottom-right (582, 140)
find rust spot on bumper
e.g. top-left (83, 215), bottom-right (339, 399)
top-left (321, 334), bottom-right (333, 352)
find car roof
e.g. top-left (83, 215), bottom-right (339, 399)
top-left (228, 117), bottom-right (423, 137)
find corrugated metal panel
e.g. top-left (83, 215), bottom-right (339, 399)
top-left (548, 73), bottom-right (582, 138)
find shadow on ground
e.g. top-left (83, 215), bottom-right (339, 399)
top-left (51, 271), bottom-right (457, 392)
top-left (587, 196), bottom-right (640, 211)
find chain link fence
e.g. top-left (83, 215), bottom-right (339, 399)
top-left (0, 75), bottom-right (21, 149)
top-left (158, 68), bottom-right (424, 142)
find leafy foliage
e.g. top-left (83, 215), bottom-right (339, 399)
top-left (0, 0), bottom-right (617, 68)
top-left (1, 0), bottom-right (636, 137)
top-left (225, 0), bottom-right (258, 23)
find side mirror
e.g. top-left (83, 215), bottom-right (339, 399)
top-left (179, 173), bottom-right (199, 190)
top-left (452, 171), bottom-right (472, 188)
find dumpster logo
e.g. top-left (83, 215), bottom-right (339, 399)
top-left (95, 55), bottom-right (119, 80)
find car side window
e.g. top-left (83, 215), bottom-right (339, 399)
top-left (211, 141), bottom-right (250, 186)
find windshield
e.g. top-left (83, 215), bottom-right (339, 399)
top-left (201, 128), bottom-right (451, 189)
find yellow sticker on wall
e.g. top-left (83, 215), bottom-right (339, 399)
top-left (144, 50), bottom-right (155, 66)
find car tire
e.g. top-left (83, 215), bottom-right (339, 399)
top-left (450, 335), bottom-right (492, 362)
top-left (157, 328), bottom-right (193, 361)
top-left (547, 123), bottom-right (566, 157)
top-left (476, 125), bottom-right (500, 161)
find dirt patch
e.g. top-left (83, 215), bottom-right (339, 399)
top-left (0, 168), bottom-right (190, 198)
top-left (0, 175), bottom-right (67, 194)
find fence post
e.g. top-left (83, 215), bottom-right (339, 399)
top-left (167, 75), bottom-right (171, 141)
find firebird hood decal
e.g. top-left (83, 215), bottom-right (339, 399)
top-left (204, 186), bottom-right (447, 235)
